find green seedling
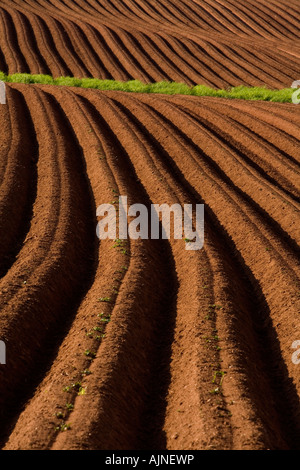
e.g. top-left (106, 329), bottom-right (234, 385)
top-left (209, 304), bottom-right (223, 310)
top-left (212, 370), bottom-right (226, 384)
top-left (84, 350), bottom-right (96, 359)
top-left (95, 334), bottom-right (105, 340)
top-left (99, 315), bottom-right (110, 323)
top-left (55, 422), bottom-right (71, 432)
top-left (93, 326), bottom-right (104, 332)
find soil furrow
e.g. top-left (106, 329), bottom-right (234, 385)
top-left (101, 91), bottom-right (300, 448)
top-left (0, 85), bottom-right (96, 445)
top-left (0, 86), bottom-right (38, 278)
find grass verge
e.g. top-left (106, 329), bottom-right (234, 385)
top-left (0, 71), bottom-right (296, 103)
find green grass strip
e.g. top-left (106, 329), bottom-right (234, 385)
top-left (0, 71), bottom-right (295, 103)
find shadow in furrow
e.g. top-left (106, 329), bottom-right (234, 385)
top-left (133, 102), bottom-right (300, 262)
top-left (37, 16), bottom-right (72, 76)
top-left (0, 45), bottom-right (8, 74)
top-left (0, 93), bottom-right (98, 447)
top-left (111, 100), bottom-right (300, 448)
top-left (18, 10), bottom-right (52, 75)
top-left (0, 87), bottom-right (38, 278)
top-left (74, 95), bottom-right (178, 450)
top-left (182, 106), bottom-right (300, 203)
top-left (1, 7), bottom-right (29, 73)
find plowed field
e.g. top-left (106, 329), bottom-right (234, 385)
top-left (0, 0), bottom-right (299, 451)
top-left (1, 0), bottom-right (300, 87)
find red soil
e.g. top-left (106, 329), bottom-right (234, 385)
top-left (0, 0), bottom-right (300, 87)
top-left (0, 0), bottom-right (299, 451)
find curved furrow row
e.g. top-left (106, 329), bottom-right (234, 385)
top-left (3, 88), bottom-right (130, 449)
top-left (206, 0), bottom-right (299, 40)
top-left (202, 0), bottom-right (268, 37)
top-left (71, 89), bottom-right (298, 448)
top-left (200, 40), bottom-right (287, 88)
top-left (0, 82), bottom-right (298, 449)
top-left (87, 89), bottom-right (298, 448)
top-left (205, 99), bottom-right (300, 167)
top-left (0, 86), bottom-right (37, 278)
top-left (115, 91), bottom-right (299, 272)
top-left (6, 0), bottom-right (300, 45)
top-left (213, 42), bottom-right (277, 87)
top-left (4, 87), bottom-right (182, 450)
top-left (163, 101), bottom-right (300, 252)
top-left (0, 0), bottom-right (299, 450)
top-left (178, 38), bottom-right (227, 88)
top-left (158, 34), bottom-right (216, 85)
top-left (160, 106), bottom-right (300, 251)
top-left (145, 34), bottom-right (199, 85)
top-left (222, 0), bottom-right (298, 40)
top-left (4, 6), bottom-right (49, 75)
top-left (211, 0), bottom-right (286, 39)
top-left (169, 0), bottom-right (215, 30)
top-left (190, 39), bottom-right (256, 87)
top-left (0, 84), bottom-right (96, 445)
top-left (2, 86), bottom-right (234, 450)
top-left (166, 98), bottom-right (300, 204)
top-left (50, 89), bottom-right (233, 450)
top-left (106, 0), bottom-right (162, 27)
top-left (98, 27), bottom-right (152, 82)
top-left (63, 23), bottom-right (108, 79)
top-left (45, 16), bottom-right (90, 77)
top-left (95, 25), bottom-right (141, 81)
top-left (128, 95), bottom-right (300, 279)
top-left (191, 0), bottom-right (249, 36)
top-left (222, 44), bottom-right (295, 87)
top-left (0, 7), bottom-right (28, 73)
top-left (246, 0), bottom-right (300, 38)
top-left (158, 0), bottom-right (204, 29)
top-left (52, 91), bottom-right (182, 451)
top-left (114, 30), bottom-right (166, 82)
top-left (104, 91), bottom-right (300, 447)
top-left (230, 45), bottom-right (300, 86)
top-left (136, 0), bottom-right (191, 29)
top-left (269, 0), bottom-right (300, 18)
top-left (0, 0), bottom-right (299, 86)
top-left (58, 20), bottom-right (110, 79)
top-left (25, 13), bottom-right (69, 76)
top-left (75, 25), bottom-right (115, 80)
top-left (191, 101), bottom-right (300, 193)
top-left (119, 30), bottom-right (173, 82)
